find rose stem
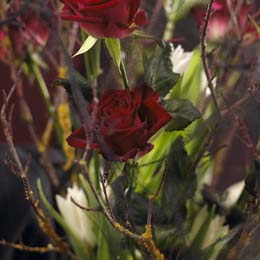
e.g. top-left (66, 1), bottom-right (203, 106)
top-left (28, 57), bottom-right (63, 144)
top-left (200, 0), bottom-right (220, 115)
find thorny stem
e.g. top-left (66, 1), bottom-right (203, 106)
top-left (147, 164), bottom-right (167, 226)
top-left (200, 0), bottom-right (220, 115)
top-left (77, 161), bottom-right (164, 260)
top-left (221, 93), bottom-right (260, 161)
top-left (1, 86), bottom-right (23, 172)
top-left (100, 171), bottom-right (116, 221)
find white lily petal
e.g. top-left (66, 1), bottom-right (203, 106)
top-left (56, 184), bottom-right (96, 247)
top-left (170, 44), bottom-right (193, 74)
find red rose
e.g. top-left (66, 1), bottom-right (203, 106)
top-left (67, 84), bottom-right (171, 161)
top-left (60, 0), bottom-right (148, 38)
top-left (8, 13), bottom-right (50, 56)
top-left (4, 1), bottom-right (51, 57)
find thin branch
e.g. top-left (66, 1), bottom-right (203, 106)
top-left (0, 240), bottom-right (61, 254)
top-left (1, 86), bottom-right (23, 172)
top-left (147, 163), bottom-right (167, 226)
top-left (1, 87), bottom-right (74, 258)
top-left (100, 171), bottom-right (117, 221)
top-left (200, 0), bottom-right (220, 115)
top-left (77, 161), bottom-right (164, 260)
top-left (0, 0), bottom-right (30, 27)
top-left (226, 0), bottom-right (241, 38)
top-left (70, 197), bottom-right (102, 212)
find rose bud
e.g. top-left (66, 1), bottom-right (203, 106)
top-left (67, 84), bottom-right (171, 161)
top-left (60, 0), bottom-right (148, 38)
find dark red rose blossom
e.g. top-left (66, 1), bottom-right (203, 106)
top-left (67, 84), bottom-right (171, 161)
top-left (193, 0), bottom-right (259, 41)
top-left (8, 12), bottom-right (50, 56)
top-left (1, 1), bottom-right (51, 58)
top-left (60, 0), bottom-right (148, 38)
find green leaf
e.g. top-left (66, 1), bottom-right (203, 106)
top-left (73, 35), bottom-right (98, 57)
top-left (37, 179), bottom-right (90, 260)
top-left (154, 225), bottom-right (183, 250)
top-left (144, 43), bottom-right (179, 97)
top-left (162, 98), bottom-right (201, 131)
top-left (176, 49), bottom-right (203, 104)
top-left (136, 131), bottom-right (178, 194)
top-left (190, 206), bottom-right (216, 249)
top-left (79, 174), bottom-right (99, 209)
top-left (105, 38), bottom-right (121, 69)
top-left (96, 219), bottom-right (110, 260)
top-left (161, 137), bottom-right (196, 222)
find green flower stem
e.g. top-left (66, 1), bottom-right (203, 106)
top-left (120, 61), bottom-right (129, 89)
top-left (81, 30), bottom-right (102, 82)
top-left (104, 38), bottom-right (129, 89)
top-left (29, 60), bottom-right (62, 144)
top-left (163, 0), bottom-right (177, 41)
top-left (163, 17), bottom-right (175, 41)
top-left (163, 0), bottom-right (198, 41)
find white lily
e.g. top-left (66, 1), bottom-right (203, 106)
top-left (222, 180), bottom-right (244, 208)
top-left (56, 184), bottom-right (96, 247)
top-left (170, 44), bottom-right (193, 74)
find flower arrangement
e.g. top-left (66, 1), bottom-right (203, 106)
top-left (0, 1), bottom-right (260, 260)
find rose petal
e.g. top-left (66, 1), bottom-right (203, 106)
top-left (141, 97), bottom-right (171, 137)
top-left (60, 0), bottom-right (148, 38)
top-left (133, 10), bottom-right (148, 27)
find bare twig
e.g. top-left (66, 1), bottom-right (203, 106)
top-left (77, 161), bottom-right (164, 260)
top-left (1, 87), bottom-right (74, 258)
top-left (0, 240), bottom-right (61, 254)
top-left (147, 163), bottom-right (167, 226)
top-left (200, 0), bottom-right (220, 114)
top-left (100, 171), bottom-right (116, 221)
top-left (226, 0), bottom-right (241, 38)
top-left (9, 64), bottom-right (60, 188)
top-left (1, 86), bottom-right (23, 172)
top-left (70, 197), bottom-right (102, 212)
top-left (0, 0), bottom-right (29, 27)
top-left (147, 0), bottom-right (164, 34)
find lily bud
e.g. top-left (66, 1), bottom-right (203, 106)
top-left (56, 184), bottom-right (96, 247)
